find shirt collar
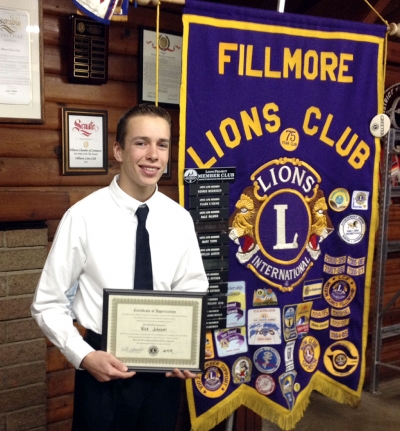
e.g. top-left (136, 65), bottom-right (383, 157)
top-left (109, 174), bottom-right (158, 213)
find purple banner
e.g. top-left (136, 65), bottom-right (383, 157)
top-left (179, 1), bottom-right (386, 429)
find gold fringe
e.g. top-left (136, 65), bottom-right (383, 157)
top-left (188, 373), bottom-right (362, 431)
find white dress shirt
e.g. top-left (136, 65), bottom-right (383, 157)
top-left (31, 175), bottom-right (208, 369)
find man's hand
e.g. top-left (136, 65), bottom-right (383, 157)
top-left (165, 349), bottom-right (214, 380)
top-left (166, 368), bottom-right (197, 379)
top-left (81, 350), bottom-right (136, 382)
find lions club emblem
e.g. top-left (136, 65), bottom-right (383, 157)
top-left (229, 158), bottom-right (333, 292)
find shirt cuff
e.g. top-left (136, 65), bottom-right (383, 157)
top-left (62, 335), bottom-right (95, 369)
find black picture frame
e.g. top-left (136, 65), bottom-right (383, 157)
top-left (102, 289), bottom-right (207, 373)
top-left (61, 107), bottom-right (108, 175)
top-left (138, 26), bottom-right (183, 109)
top-left (0, 0), bottom-right (44, 123)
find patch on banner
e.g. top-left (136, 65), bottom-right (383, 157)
top-left (253, 346), bottom-right (281, 374)
top-left (283, 305), bottom-right (297, 341)
top-left (214, 327), bottom-right (248, 357)
top-left (229, 158), bottom-right (333, 292)
top-left (279, 128), bottom-right (299, 152)
top-left (299, 336), bottom-right (320, 372)
top-left (232, 357), bottom-right (252, 384)
top-left (323, 341), bottom-right (359, 377)
top-left (303, 278), bottom-right (323, 301)
top-left (296, 301), bottom-right (312, 337)
top-left (227, 281), bottom-right (246, 327)
top-left (328, 188), bottom-right (350, 212)
top-left (256, 374), bottom-right (276, 396)
top-left (310, 319), bottom-right (329, 330)
top-left (253, 288), bottom-right (278, 306)
top-left (338, 215), bottom-right (366, 244)
top-left (195, 360), bottom-right (231, 398)
top-left (205, 331), bottom-right (215, 359)
top-left (248, 308), bottom-right (282, 345)
top-left (323, 275), bottom-right (356, 308)
top-left (279, 370), bottom-right (297, 410)
top-left (351, 191), bottom-right (369, 210)
top-left (284, 340), bottom-right (296, 371)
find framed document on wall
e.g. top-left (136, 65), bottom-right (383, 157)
top-left (0, 0), bottom-right (44, 123)
top-left (138, 27), bottom-right (182, 108)
top-left (61, 107), bottom-right (108, 175)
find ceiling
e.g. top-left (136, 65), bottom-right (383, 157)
top-left (163, 0), bottom-right (400, 40)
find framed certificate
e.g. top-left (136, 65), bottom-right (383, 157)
top-left (61, 107), bottom-right (108, 175)
top-left (102, 289), bottom-right (207, 373)
top-left (0, 0), bottom-right (44, 123)
top-left (138, 26), bottom-right (182, 107)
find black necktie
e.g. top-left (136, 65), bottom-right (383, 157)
top-left (134, 205), bottom-right (153, 290)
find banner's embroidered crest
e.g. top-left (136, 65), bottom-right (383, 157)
top-left (229, 158), bottom-right (333, 292)
top-left (179, 1), bottom-right (386, 429)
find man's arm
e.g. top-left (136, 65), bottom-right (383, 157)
top-left (31, 211), bottom-right (94, 369)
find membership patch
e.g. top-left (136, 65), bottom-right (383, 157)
top-left (299, 336), bottom-right (320, 372)
top-left (195, 360), bottom-right (231, 398)
top-left (255, 374), bottom-right (276, 396)
top-left (323, 275), bottom-right (356, 308)
top-left (253, 346), bottom-right (281, 374)
top-left (338, 215), bottom-right (366, 244)
top-left (232, 357), bottom-right (252, 384)
top-left (328, 188), bottom-right (350, 212)
top-left (323, 341), bottom-right (359, 377)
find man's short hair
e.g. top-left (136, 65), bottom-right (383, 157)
top-left (116, 104), bottom-right (172, 149)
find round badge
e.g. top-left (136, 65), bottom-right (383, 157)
top-left (328, 188), bottom-right (350, 212)
top-left (279, 128), bottom-right (299, 152)
top-left (323, 341), bottom-right (359, 377)
top-left (255, 374), bottom-right (276, 396)
top-left (323, 275), bottom-right (356, 308)
top-left (299, 336), bottom-right (320, 373)
top-left (253, 347), bottom-right (281, 374)
top-left (184, 169), bottom-right (198, 183)
top-left (194, 360), bottom-right (231, 398)
top-left (369, 114), bottom-right (390, 137)
top-left (338, 215), bottom-right (366, 244)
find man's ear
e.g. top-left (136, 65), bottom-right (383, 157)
top-left (113, 141), bottom-right (123, 162)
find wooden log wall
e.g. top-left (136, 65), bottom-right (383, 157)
top-left (1, 1), bottom-right (400, 429)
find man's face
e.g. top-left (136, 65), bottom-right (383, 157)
top-left (114, 115), bottom-right (170, 201)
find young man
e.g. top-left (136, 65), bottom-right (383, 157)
top-left (31, 104), bottom-right (208, 431)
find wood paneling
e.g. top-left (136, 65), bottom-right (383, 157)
top-left (0, 191), bottom-right (70, 222)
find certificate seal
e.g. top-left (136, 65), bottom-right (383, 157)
top-left (194, 360), bottom-right (230, 398)
top-left (255, 374), bottom-right (276, 396)
top-left (253, 347), bottom-right (280, 374)
top-left (158, 34), bottom-right (170, 51)
top-left (148, 346), bottom-right (159, 356)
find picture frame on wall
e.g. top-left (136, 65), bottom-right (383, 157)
top-left (138, 26), bottom-right (183, 108)
top-left (61, 107), bottom-right (108, 175)
top-left (0, 0), bottom-right (44, 123)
